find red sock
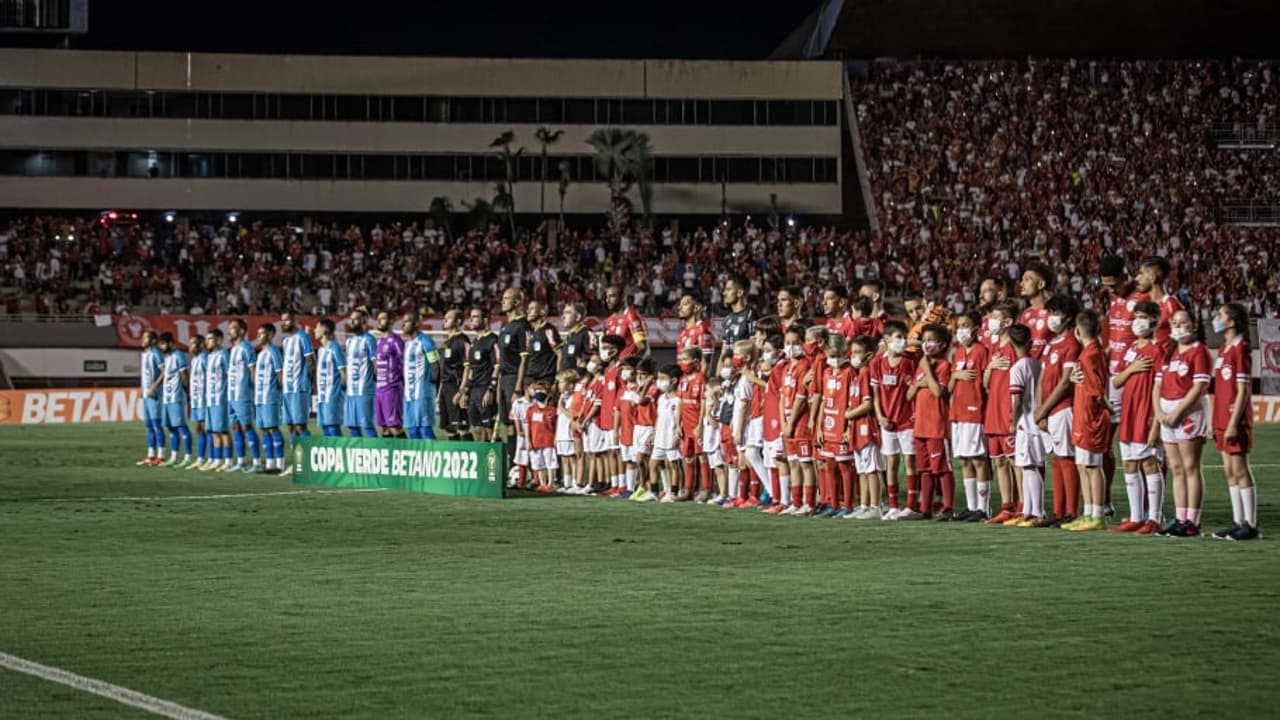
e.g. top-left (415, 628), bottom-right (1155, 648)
top-left (699, 458), bottom-right (712, 491)
top-left (1062, 460), bottom-right (1081, 517)
top-left (940, 471), bottom-right (955, 511)
top-left (887, 482), bottom-right (900, 509)
top-left (770, 468), bottom-right (781, 503)
top-left (683, 462), bottom-right (697, 492)
top-left (839, 463), bottom-right (855, 511)
top-left (905, 472), bottom-right (919, 511)
top-left (819, 465), bottom-right (833, 507)
top-left (802, 484), bottom-right (816, 508)
top-left (750, 473), bottom-right (761, 500)
top-left (517, 466), bottom-right (528, 488)
top-left (1051, 458), bottom-right (1067, 518)
top-left (789, 485), bottom-right (801, 507)
top-left (918, 472), bottom-right (934, 514)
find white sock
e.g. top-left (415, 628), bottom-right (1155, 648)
top-left (625, 468), bottom-right (637, 491)
top-left (779, 475), bottom-right (791, 505)
top-left (1125, 472), bottom-right (1143, 523)
top-left (563, 473), bottom-right (575, 488)
top-left (661, 468), bottom-right (672, 494)
top-left (1144, 472), bottom-right (1164, 522)
top-left (963, 477), bottom-right (977, 511)
top-left (183, 454), bottom-right (191, 463)
top-left (977, 480), bottom-right (991, 515)
top-left (728, 468), bottom-right (740, 498)
top-left (1022, 467), bottom-right (1044, 517)
top-left (1230, 485), bottom-right (1244, 524)
top-left (1084, 503), bottom-right (1095, 518)
top-left (1241, 486), bottom-right (1257, 527)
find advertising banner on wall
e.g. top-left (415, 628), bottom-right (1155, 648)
top-left (1258, 319), bottom-right (1280, 396)
top-left (290, 436), bottom-right (506, 499)
top-left (0, 387), bottom-right (142, 425)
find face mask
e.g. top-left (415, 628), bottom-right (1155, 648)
top-left (731, 356), bottom-right (744, 368)
top-left (1212, 317), bottom-right (1228, 334)
top-left (1171, 327), bottom-right (1190, 342)
top-left (601, 350), bottom-right (615, 361)
top-left (533, 392), bottom-right (548, 404)
top-left (826, 357), bottom-right (842, 368)
top-left (803, 341), bottom-right (818, 354)
top-left (785, 344), bottom-right (803, 359)
top-left (1131, 317), bottom-right (1151, 337)
top-left (620, 368), bottom-right (634, 381)
top-left (719, 367), bottom-right (733, 380)
top-left (656, 379), bottom-right (671, 392)
top-left (987, 318), bottom-right (1003, 335)
top-left (587, 361), bottom-right (599, 374)
top-left (955, 327), bottom-right (973, 345)
top-left (850, 355), bottom-right (864, 369)
top-left (1047, 315), bottom-right (1064, 333)
top-left (761, 351), bottom-right (776, 365)
top-left (922, 340), bottom-right (941, 355)
top-left (888, 338), bottom-right (906, 355)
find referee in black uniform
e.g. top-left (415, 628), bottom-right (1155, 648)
top-left (524, 300), bottom-right (561, 387)
top-left (459, 306), bottom-right (500, 442)
top-left (496, 288), bottom-right (530, 461)
top-left (558, 302), bottom-right (595, 372)
top-left (437, 308), bottom-right (470, 440)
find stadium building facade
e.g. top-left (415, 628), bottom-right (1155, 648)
top-left (0, 49), bottom-right (844, 216)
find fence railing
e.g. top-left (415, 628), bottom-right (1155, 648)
top-left (1209, 125), bottom-right (1279, 149)
top-left (0, 313), bottom-right (96, 323)
top-left (1220, 202), bottom-right (1280, 227)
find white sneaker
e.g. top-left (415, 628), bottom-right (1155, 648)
top-left (659, 493), bottom-right (676, 503)
top-left (843, 505), bottom-right (864, 519)
top-left (896, 509), bottom-right (923, 520)
top-left (639, 493), bottom-right (658, 502)
top-left (793, 504), bottom-right (812, 516)
top-left (881, 508), bottom-right (900, 520)
top-left (779, 505), bottom-right (797, 516)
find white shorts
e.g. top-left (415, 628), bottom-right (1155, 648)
top-left (651, 446), bottom-right (681, 462)
top-left (1042, 408), bottom-right (1074, 458)
top-left (1014, 422), bottom-right (1045, 468)
top-left (514, 434), bottom-right (529, 467)
top-left (880, 428), bottom-right (915, 456)
top-left (763, 437), bottom-right (783, 468)
top-left (855, 445), bottom-right (885, 475)
top-left (556, 440), bottom-right (576, 457)
top-left (950, 422), bottom-right (986, 458)
top-left (586, 424), bottom-right (611, 454)
top-left (1120, 441), bottom-right (1163, 462)
top-left (746, 417), bottom-right (764, 448)
top-left (529, 447), bottom-right (558, 471)
top-left (621, 443), bottom-right (638, 464)
top-left (633, 425), bottom-right (655, 455)
top-left (1074, 447), bottom-right (1103, 467)
top-left (1159, 397), bottom-right (1208, 444)
top-left (706, 445), bottom-right (725, 469)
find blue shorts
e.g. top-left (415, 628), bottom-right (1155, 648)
top-left (163, 402), bottom-right (187, 428)
top-left (255, 402), bottom-right (281, 430)
top-left (143, 397), bottom-right (161, 422)
top-left (229, 401), bottom-right (254, 428)
top-left (403, 398), bottom-right (435, 429)
top-left (190, 406), bottom-right (206, 423)
top-left (206, 404), bottom-right (229, 433)
top-left (318, 396), bottom-right (344, 428)
top-left (344, 394), bottom-right (374, 429)
top-left (283, 392), bottom-right (310, 426)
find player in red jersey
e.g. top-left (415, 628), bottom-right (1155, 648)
top-left (779, 324), bottom-right (816, 514)
top-left (847, 336), bottom-right (883, 517)
top-left (1064, 310), bottom-right (1111, 532)
top-left (1135, 257), bottom-right (1183, 353)
top-left (950, 311), bottom-right (992, 521)
top-left (676, 346), bottom-right (708, 501)
top-left (1099, 254), bottom-right (1148, 513)
top-left (1210, 303), bottom-right (1259, 540)
top-left (908, 324), bottom-right (953, 519)
top-left (760, 332), bottom-right (790, 512)
top-left (1018, 261), bottom-right (1056, 359)
top-left (1110, 301), bottom-right (1165, 534)
top-left (1152, 309), bottom-right (1211, 537)
top-left (822, 285), bottom-right (857, 339)
top-left (603, 284), bottom-right (649, 361)
top-left (1032, 295), bottom-right (1082, 526)
top-left (871, 320), bottom-right (919, 518)
top-left (524, 380), bottom-right (559, 492)
top-left (817, 334), bottom-right (860, 518)
top-left (982, 301), bottom-right (1021, 524)
top-left (857, 278), bottom-right (889, 340)
top-left (676, 293), bottom-right (716, 370)
top-left (977, 277), bottom-right (1011, 349)
top-left (804, 326), bottom-right (837, 511)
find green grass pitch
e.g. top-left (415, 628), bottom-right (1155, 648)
top-left (1, 422), bottom-right (1277, 719)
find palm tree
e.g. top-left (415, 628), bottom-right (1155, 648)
top-left (557, 159), bottom-right (572, 231)
top-left (534, 127), bottom-right (564, 221)
top-left (586, 128), bottom-right (653, 239)
top-left (428, 196), bottom-right (453, 241)
top-left (463, 197), bottom-right (493, 232)
top-left (491, 182), bottom-right (514, 233)
top-left (490, 131), bottom-right (522, 241)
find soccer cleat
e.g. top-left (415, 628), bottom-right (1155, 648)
top-left (934, 509), bottom-right (954, 522)
top-left (742, 497), bottom-right (762, 509)
top-left (881, 507), bottom-right (899, 520)
top-left (538, 484), bottom-right (556, 494)
top-left (628, 488), bottom-right (647, 502)
top-left (1017, 516), bottom-right (1050, 528)
top-left (616, 490), bottom-right (633, 499)
top-left (764, 504), bottom-right (787, 515)
top-left (135, 458), bottom-right (152, 466)
top-left (1227, 524), bottom-right (1260, 541)
top-left (1170, 522), bottom-right (1200, 538)
top-left (1109, 519), bottom-right (1143, 533)
top-left (1211, 523), bottom-right (1241, 540)
top-left (984, 510), bottom-right (1014, 525)
top-left (1155, 519), bottom-right (1184, 537)
top-left (659, 493), bottom-right (676, 503)
top-left (1134, 519), bottom-right (1162, 535)
top-left (1060, 516), bottom-right (1089, 531)
top-left (896, 509), bottom-right (924, 521)
top-left (638, 492), bottom-right (658, 503)
top-left (966, 510), bottom-right (988, 523)
top-left (1001, 513), bottom-right (1026, 527)
top-left (792, 504), bottom-right (813, 516)
top-left (778, 505), bottom-right (797, 516)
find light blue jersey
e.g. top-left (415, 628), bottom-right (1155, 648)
top-left (228, 340), bottom-right (256, 405)
top-left (281, 331), bottom-right (314, 394)
top-left (317, 339), bottom-right (345, 427)
top-left (204, 347), bottom-right (230, 433)
top-left (345, 332), bottom-right (377, 397)
top-left (162, 351), bottom-right (188, 405)
top-left (403, 332), bottom-right (439, 403)
top-left (141, 346), bottom-right (163, 397)
top-left (254, 345), bottom-right (283, 407)
top-left (189, 352), bottom-right (207, 412)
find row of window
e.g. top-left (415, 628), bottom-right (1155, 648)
top-left (0, 150), bottom-right (840, 184)
top-left (0, 89), bottom-right (841, 126)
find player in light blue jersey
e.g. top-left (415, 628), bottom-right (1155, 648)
top-left (400, 309), bottom-right (441, 440)
top-left (344, 309), bottom-right (378, 437)
top-left (226, 318), bottom-right (263, 472)
top-left (254, 323), bottom-right (286, 473)
top-left (200, 328), bottom-right (233, 472)
top-left (315, 318), bottom-right (347, 437)
top-left (186, 335), bottom-right (209, 469)
top-left (137, 330), bottom-right (166, 466)
top-left (280, 311), bottom-right (315, 442)
top-left (159, 332), bottom-right (193, 466)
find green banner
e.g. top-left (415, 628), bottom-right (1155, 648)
top-left (291, 436), bottom-right (506, 498)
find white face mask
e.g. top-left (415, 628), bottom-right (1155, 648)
top-left (987, 317), bottom-right (1004, 335)
top-left (587, 361), bottom-right (599, 374)
top-left (955, 327), bottom-right (973, 345)
top-left (719, 367), bottom-right (733, 380)
top-left (1170, 326), bottom-right (1191, 342)
top-left (620, 368), bottom-right (634, 381)
top-left (656, 379), bottom-right (671, 392)
top-left (1047, 315), bottom-right (1064, 333)
top-left (601, 349), bottom-right (615, 361)
top-left (888, 338), bottom-right (906, 355)
top-left (850, 355), bottom-right (864, 369)
top-left (1131, 317), bottom-right (1151, 337)
top-left (785, 344), bottom-right (803, 359)
top-left (761, 351), bottom-right (776, 365)
top-left (826, 357), bottom-right (842, 368)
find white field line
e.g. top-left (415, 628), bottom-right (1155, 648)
top-left (0, 650), bottom-right (228, 720)
top-left (28, 488), bottom-right (386, 504)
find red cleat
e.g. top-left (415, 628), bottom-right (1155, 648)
top-left (1109, 519), bottom-right (1142, 533)
top-left (985, 510), bottom-right (1015, 525)
top-left (725, 498), bottom-right (745, 508)
top-left (763, 504), bottom-right (787, 515)
top-left (742, 497), bottom-right (761, 508)
top-left (1134, 519), bottom-right (1162, 535)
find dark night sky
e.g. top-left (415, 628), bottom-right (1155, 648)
top-left (73, 0), bottom-right (822, 59)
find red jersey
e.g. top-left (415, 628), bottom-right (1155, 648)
top-left (1071, 341), bottom-right (1110, 452)
top-left (526, 403), bottom-right (557, 449)
top-left (1107, 289), bottom-right (1148, 373)
top-left (676, 371), bottom-right (706, 436)
top-left (825, 313), bottom-right (858, 339)
top-left (677, 318), bottom-right (716, 360)
top-left (749, 370), bottom-right (766, 419)
top-left (781, 357), bottom-right (813, 440)
top-left (633, 383), bottom-right (658, 426)
top-left (912, 358), bottom-right (952, 439)
top-left (1158, 342), bottom-right (1211, 400)
top-left (1153, 293), bottom-right (1184, 351)
top-left (1213, 337), bottom-right (1251, 431)
top-left (851, 316), bottom-right (884, 341)
top-left (1040, 334), bottom-right (1081, 416)
top-left (950, 342), bottom-right (989, 424)
top-left (596, 365), bottom-right (621, 430)
top-left (763, 362), bottom-right (786, 442)
top-left (586, 375), bottom-right (607, 427)
top-left (571, 379), bottom-right (590, 423)
top-left (983, 342), bottom-right (1017, 436)
top-left (851, 368), bottom-right (876, 450)
top-left (869, 354), bottom-right (918, 428)
top-left (605, 306), bottom-right (648, 360)
top-left (979, 314), bottom-right (998, 350)
top-left (1117, 341), bottom-right (1161, 443)
top-left (819, 364), bottom-right (857, 446)
top-left (616, 385), bottom-right (636, 445)
top-left (1019, 304), bottom-right (1052, 358)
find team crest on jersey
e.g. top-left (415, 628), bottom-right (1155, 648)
top-left (1221, 366), bottom-right (1233, 380)
top-left (1036, 319), bottom-right (1045, 330)
top-left (532, 341), bottom-right (542, 351)
top-left (1126, 300), bottom-right (1136, 311)
top-left (1050, 352), bottom-right (1059, 364)
top-left (823, 417), bottom-right (835, 430)
top-left (503, 335), bottom-right (510, 344)
top-left (1176, 363), bottom-right (1189, 377)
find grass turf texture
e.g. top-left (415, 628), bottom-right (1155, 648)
top-left (1, 422), bottom-right (1277, 719)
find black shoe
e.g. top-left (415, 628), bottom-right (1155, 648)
top-left (1048, 514), bottom-right (1073, 529)
top-left (1212, 523), bottom-right (1241, 540)
top-left (263, 468), bottom-right (281, 475)
top-left (935, 509), bottom-right (954, 522)
top-left (953, 509), bottom-right (972, 521)
top-left (1172, 522), bottom-right (1200, 538)
top-left (1102, 504), bottom-right (1115, 518)
top-left (966, 510), bottom-right (988, 523)
top-left (1156, 519), bottom-right (1183, 537)
top-left (1228, 524), bottom-right (1260, 541)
